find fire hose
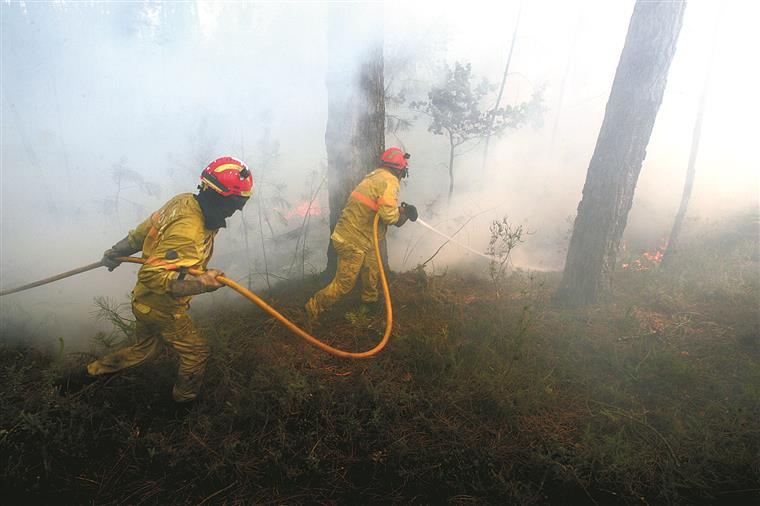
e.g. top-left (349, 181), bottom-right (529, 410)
top-left (0, 214), bottom-right (392, 359)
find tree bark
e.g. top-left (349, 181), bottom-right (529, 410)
top-left (324, 3), bottom-right (385, 279)
top-left (555, 0), bottom-right (686, 307)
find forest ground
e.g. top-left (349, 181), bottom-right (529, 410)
top-left (1, 212), bottom-right (758, 505)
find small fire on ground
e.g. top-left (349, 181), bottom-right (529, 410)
top-left (621, 239), bottom-right (667, 271)
top-left (279, 201), bottom-right (322, 220)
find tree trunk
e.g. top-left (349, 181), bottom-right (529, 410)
top-left (663, 17), bottom-right (718, 267)
top-left (447, 139), bottom-right (455, 204)
top-left (480, 3), bottom-right (521, 187)
top-left (324, 3), bottom-right (385, 279)
top-left (555, 0), bottom-right (686, 307)
top-left (256, 188), bottom-right (271, 291)
top-left (240, 211), bottom-right (253, 291)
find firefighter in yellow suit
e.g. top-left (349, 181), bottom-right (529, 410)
top-left (306, 147), bottom-right (418, 321)
top-left (60, 157), bottom-right (253, 404)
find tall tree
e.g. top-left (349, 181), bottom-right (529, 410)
top-left (662, 16), bottom-right (719, 266)
top-left (324, 3), bottom-right (385, 278)
top-left (480, 3), bottom-right (522, 186)
top-left (555, 0), bottom-right (686, 307)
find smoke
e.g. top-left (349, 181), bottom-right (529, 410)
top-left (386, 0), bottom-right (758, 272)
top-left (1, 1), bottom-right (757, 348)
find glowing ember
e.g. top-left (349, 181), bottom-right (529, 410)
top-left (642, 248), bottom-right (664, 263)
top-left (622, 239), bottom-right (667, 271)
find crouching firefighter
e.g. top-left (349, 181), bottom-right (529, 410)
top-left (58, 157), bottom-right (253, 404)
top-left (305, 147), bottom-right (418, 321)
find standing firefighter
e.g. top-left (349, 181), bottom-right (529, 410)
top-left (59, 157), bottom-right (253, 404)
top-left (306, 147), bottom-right (418, 321)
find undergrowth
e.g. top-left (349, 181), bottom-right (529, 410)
top-left (0, 214), bottom-right (758, 504)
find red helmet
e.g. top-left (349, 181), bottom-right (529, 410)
top-left (380, 147), bottom-right (410, 172)
top-left (200, 156), bottom-right (253, 197)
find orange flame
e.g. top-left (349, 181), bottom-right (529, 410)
top-left (622, 239), bottom-right (667, 271)
top-left (279, 201), bottom-right (322, 220)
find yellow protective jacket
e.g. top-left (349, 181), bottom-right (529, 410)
top-left (332, 167), bottom-right (401, 252)
top-left (126, 193), bottom-right (216, 316)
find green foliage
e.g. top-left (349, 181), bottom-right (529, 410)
top-left (344, 305), bottom-right (372, 328)
top-left (411, 61), bottom-right (544, 149)
top-left (487, 215), bottom-right (526, 298)
top-left (411, 61), bottom-right (544, 200)
top-left (91, 296), bottom-right (135, 351)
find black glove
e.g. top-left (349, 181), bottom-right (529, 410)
top-left (401, 202), bottom-right (418, 222)
top-left (101, 236), bottom-right (139, 272)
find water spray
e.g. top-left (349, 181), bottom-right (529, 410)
top-left (414, 218), bottom-right (497, 262)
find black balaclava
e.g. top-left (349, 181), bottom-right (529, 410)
top-left (195, 189), bottom-right (247, 230)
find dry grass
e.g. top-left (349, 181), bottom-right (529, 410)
top-left (1, 213), bottom-right (758, 504)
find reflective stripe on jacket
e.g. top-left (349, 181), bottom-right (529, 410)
top-left (127, 193), bottom-right (216, 315)
top-left (332, 167), bottom-right (400, 252)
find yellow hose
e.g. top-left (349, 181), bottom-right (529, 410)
top-left (118, 213), bottom-right (392, 359)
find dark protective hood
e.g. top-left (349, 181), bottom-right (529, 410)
top-left (195, 190), bottom-right (248, 230)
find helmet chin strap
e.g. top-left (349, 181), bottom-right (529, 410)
top-left (380, 163), bottom-right (408, 179)
top-left (398, 152), bottom-right (410, 179)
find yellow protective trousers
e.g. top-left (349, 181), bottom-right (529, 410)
top-left (306, 236), bottom-right (380, 319)
top-left (87, 303), bottom-right (210, 402)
